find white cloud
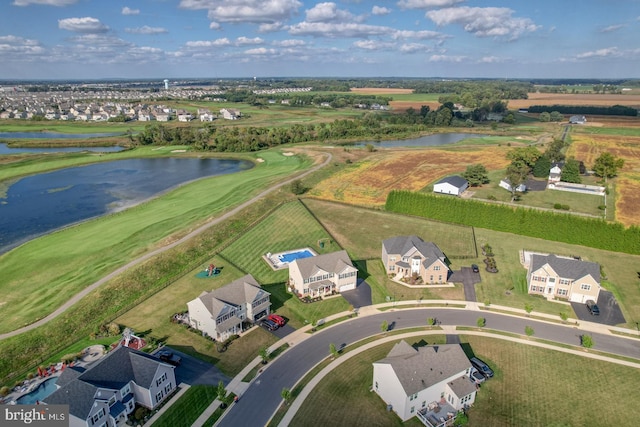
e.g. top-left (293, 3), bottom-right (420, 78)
top-left (272, 39), bottom-right (306, 47)
top-left (392, 29), bottom-right (447, 40)
top-left (576, 47), bottom-right (620, 59)
top-left (353, 40), bottom-right (395, 50)
top-left (399, 43), bottom-right (431, 53)
top-left (58, 17), bottom-right (109, 33)
top-left (397, 0), bottom-right (463, 9)
top-left (372, 6), bottom-right (391, 16)
top-left (236, 36), bottom-right (264, 45)
top-left (125, 26), bottom-right (168, 35)
top-left (0, 35), bottom-right (45, 55)
top-left (305, 2), bottom-right (359, 23)
top-left (13, 0), bottom-right (77, 6)
top-left (429, 54), bottom-right (466, 62)
top-left (599, 24), bottom-right (625, 33)
top-left (121, 7), bottom-right (140, 15)
top-left (478, 56), bottom-right (501, 63)
top-left (259, 22), bottom-right (286, 33)
top-left (245, 47), bottom-right (277, 55)
top-left (185, 38), bottom-right (232, 47)
top-left (209, 22), bottom-right (221, 30)
top-left (289, 22), bottom-right (393, 38)
top-left (180, 0), bottom-right (302, 24)
top-left (427, 7), bottom-right (539, 40)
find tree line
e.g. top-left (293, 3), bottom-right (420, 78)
top-left (528, 105), bottom-right (638, 116)
top-left (385, 191), bottom-right (640, 255)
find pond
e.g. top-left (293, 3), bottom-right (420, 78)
top-left (353, 133), bottom-right (485, 148)
top-left (0, 157), bottom-right (254, 254)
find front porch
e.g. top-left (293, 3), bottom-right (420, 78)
top-left (416, 401), bottom-right (460, 427)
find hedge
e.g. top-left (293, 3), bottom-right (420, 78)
top-left (385, 191), bottom-right (640, 255)
top-left (527, 104), bottom-right (638, 117)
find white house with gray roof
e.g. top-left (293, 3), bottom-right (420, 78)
top-left (382, 236), bottom-right (449, 284)
top-left (187, 274), bottom-right (271, 340)
top-left (373, 341), bottom-right (476, 424)
top-left (288, 250), bottom-right (358, 298)
top-left (527, 253), bottom-right (601, 303)
top-left (43, 345), bottom-right (176, 427)
top-left (433, 176), bottom-right (468, 196)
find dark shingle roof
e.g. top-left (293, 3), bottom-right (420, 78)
top-left (374, 341), bottom-right (471, 396)
top-left (382, 236), bottom-right (446, 268)
top-left (197, 274), bottom-right (268, 318)
top-left (55, 366), bottom-right (85, 388)
top-left (530, 254), bottom-right (600, 283)
top-left (435, 175), bottom-right (468, 189)
top-left (44, 377), bottom-right (99, 419)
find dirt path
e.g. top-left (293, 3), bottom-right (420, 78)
top-left (0, 151), bottom-right (332, 341)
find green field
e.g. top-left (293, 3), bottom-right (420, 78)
top-left (153, 385), bottom-right (218, 427)
top-left (0, 149), bottom-right (310, 334)
top-left (291, 335), bottom-right (640, 427)
top-left (573, 126), bottom-right (640, 137)
top-left (0, 121), bottom-right (143, 134)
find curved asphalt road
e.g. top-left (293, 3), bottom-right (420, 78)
top-left (220, 308), bottom-right (640, 427)
top-left (0, 151), bottom-right (332, 341)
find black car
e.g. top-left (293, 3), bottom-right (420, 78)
top-left (261, 319), bottom-right (279, 331)
top-left (471, 264), bottom-right (480, 273)
top-left (586, 299), bottom-right (600, 315)
top-left (158, 350), bottom-right (182, 366)
top-left (470, 357), bottom-right (494, 378)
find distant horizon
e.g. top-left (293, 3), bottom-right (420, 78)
top-left (2, 1), bottom-right (639, 80)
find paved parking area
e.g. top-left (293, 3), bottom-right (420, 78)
top-left (155, 347), bottom-right (230, 386)
top-left (269, 323), bottom-right (296, 339)
top-left (341, 279), bottom-right (372, 308)
top-left (449, 267), bottom-right (481, 301)
top-left (570, 291), bottom-right (626, 326)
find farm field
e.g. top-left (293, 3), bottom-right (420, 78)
top-left (309, 146), bottom-right (513, 206)
top-left (291, 335), bottom-right (640, 427)
top-left (508, 92), bottom-right (640, 109)
top-left (0, 149), bottom-right (310, 334)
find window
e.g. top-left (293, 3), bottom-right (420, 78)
top-left (438, 275), bottom-right (442, 282)
top-left (375, 381), bottom-right (378, 390)
top-left (581, 284), bottom-right (591, 291)
top-left (156, 372), bottom-right (168, 387)
top-left (434, 265), bottom-right (440, 271)
top-left (422, 401), bottom-right (426, 408)
top-left (121, 384), bottom-right (131, 397)
top-left (429, 275), bottom-right (433, 281)
top-left (390, 266), bottom-right (395, 271)
top-left (410, 406), bottom-right (415, 414)
top-left (165, 383), bottom-right (173, 394)
top-left (108, 395), bottom-right (116, 406)
top-left (156, 391), bottom-right (164, 402)
top-left (557, 289), bottom-right (568, 296)
top-left (559, 279), bottom-right (571, 285)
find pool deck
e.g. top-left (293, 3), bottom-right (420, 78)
top-left (263, 247), bottom-right (318, 271)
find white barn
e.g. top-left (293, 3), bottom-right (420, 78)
top-left (433, 176), bottom-right (469, 196)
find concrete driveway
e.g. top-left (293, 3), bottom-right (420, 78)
top-left (449, 267), bottom-right (481, 301)
top-left (154, 347), bottom-right (230, 386)
top-left (571, 291), bottom-right (626, 326)
top-left (341, 278), bottom-right (372, 308)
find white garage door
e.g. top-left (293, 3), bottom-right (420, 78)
top-left (570, 293), bottom-right (587, 303)
top-left (339, 282), bottom-right (356, 292)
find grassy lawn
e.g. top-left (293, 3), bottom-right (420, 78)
top-left (0, 150), bottom-right (309, 333)
top-left (153, 385), bottom-right (218, 427)
top-left (115, 255), bottom-right (278, 376)
top-left (0, 120), bottom-right (145, 134)
top-left (291, 335), bottom-right (640, 427)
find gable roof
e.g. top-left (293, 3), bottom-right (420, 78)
top-left (382, 236), bottom-right (446, 268)
top-left (435, 175), bottom-right (468, 189)
top-left (530, 254), bottom-right (600, 283)
top-left (44, 346), bottom-right (172, 420)
top-left (197, 274), bottom-right (268, 318)
top-left (374, 341), bottom-right (471, 396)
top-left (291, 250), bottom-right (355, 278)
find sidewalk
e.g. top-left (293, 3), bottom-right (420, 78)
top-left (194, 299), bottom-right (639, 427)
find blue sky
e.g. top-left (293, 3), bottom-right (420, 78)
top-left (1, 0), bottom-right (639, 80)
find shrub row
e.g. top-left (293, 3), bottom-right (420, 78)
top-left (527, 104), bottom-right (638, 116)
top-left (385, 191), bottom-right (640, 255)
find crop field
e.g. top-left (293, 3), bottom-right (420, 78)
top-left (291, 335), bottom-right (640, 427)
top-left (508, 92), bottom-right (640, 109)
top-left (219, 200), bottom-right (340, 285)
top-left (567, 133), bottom-right (640, 226)
top-left (310, 146), bottom-right (512, 206)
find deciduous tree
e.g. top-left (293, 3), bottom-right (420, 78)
top-left (560, 158), bottom-right (582, 183)
top-left (593, 152), bottom-right (624, 180)
top-left (462, 164), bottom-right (490, 186)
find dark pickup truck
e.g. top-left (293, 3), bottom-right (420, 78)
top-left (158, 350), bottom-right (182, 366)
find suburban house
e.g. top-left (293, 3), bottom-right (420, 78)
top-left (288, 250), bottom-right (358, 297)
top-left (373, 341), bottom-right (477, 425)
top-left (382, 236), bottom-right (449, 284)
top-left (548, 162), bottom-right (563, 183)
top-left (220, 108), bottom-right (241, 120)
top-left (43, 345), bottom-right (177, 427)
top-left (499, 178), bottom-right (526, 193)
top-left (433, 176), bottom-right (468, 196)
top-left (187, 274), bottom-right (271, 340)
top-left (527, 253), bottom-right (601, 303)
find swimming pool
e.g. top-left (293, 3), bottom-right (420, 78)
top-left (16, 377), bottom-right (58, 404)
top-left (279, 249), bottom-right (315, 263)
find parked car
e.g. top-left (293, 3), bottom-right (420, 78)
top-left (471, 264), bottom-right (480, 273)
top-left (158, 350), bottom-right (182, 366)
top-left (261, 319), bottom-right (279, 331)
top-left (267, 314), bottom-right (286, 327)
top-left (470, 357), bottom-right (494, 378)
top-left (469, 367), bottom-right (486, 384)
top-left (586, 299), bottom-right (600, 316)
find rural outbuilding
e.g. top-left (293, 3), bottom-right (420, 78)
top-left (433, 176), bottom-right (469, 196)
